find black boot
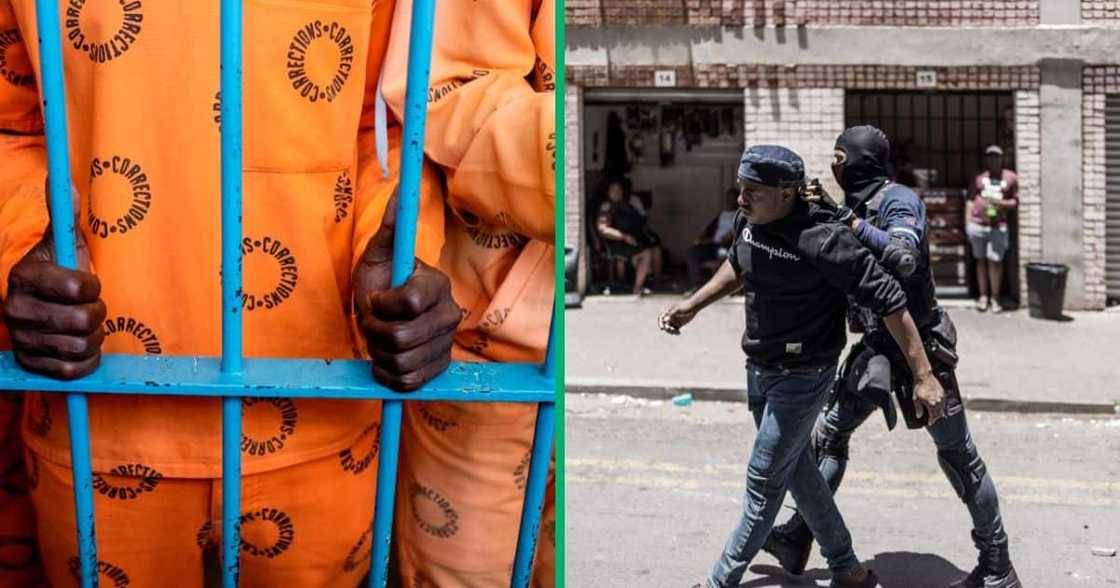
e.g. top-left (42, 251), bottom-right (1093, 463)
top-left (762, 512), bottom-right (814, 575)
top-left (950, 531), bottom-right (1021, 588)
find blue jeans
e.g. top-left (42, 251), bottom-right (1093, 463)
top-left (708, 362), bottom-right (862, 587)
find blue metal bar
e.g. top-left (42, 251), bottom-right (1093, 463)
top-left (0, 355), bottom-right (553, 401)
top-left (219, 0), bottom-right (244, 376)
top-left (510, 402), bottom-right (555, 588)
top-left (221, 397), bottom-right (242, 586)
top-left (34, 1), bottom-right (96, 586)
top-left (543, 307), bottom-right (557, 379)
top-left (369, 0), bottom-right (438, 584)
top-left (64, 395), bottom-right (97, 588)
top-left (219, 0), bottom-right (245, 585)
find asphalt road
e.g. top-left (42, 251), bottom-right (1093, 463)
top-left (566, 393), bottom-right (1120, 587)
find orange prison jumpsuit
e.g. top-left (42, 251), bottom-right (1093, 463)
top-left (0, 0), bottom-right (446, 586)
top-left (381, 0), bottom-right (556, 585)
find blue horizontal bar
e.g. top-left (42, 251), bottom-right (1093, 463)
top-left (0, 353), bottom-right (552, 402)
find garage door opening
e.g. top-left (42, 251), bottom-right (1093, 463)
top-left (581, 89), bottom-right (744, 296)
top-left (845, 91), bottom-right (1020, 304)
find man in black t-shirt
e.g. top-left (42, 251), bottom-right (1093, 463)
top-left (660, 145), bottom-right (945, 588)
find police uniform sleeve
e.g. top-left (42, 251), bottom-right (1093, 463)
top-left (879, 188), bottom-right (926, 249)
top-left (0, 4), bottom-right (50, 301)
top-left (381, 0), bottom-right (555, 244)
top-left (806, 225), bottom-right (907, 317)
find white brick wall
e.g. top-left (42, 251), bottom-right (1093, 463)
top-left (742, 87), bottom-right (846, 197)
top-left (565, 85), bottom-right (587, 291)
top-left (1082, 92), bottom-right (1108, 309)
top-left (1014, 91), bottom-right (1043, 299)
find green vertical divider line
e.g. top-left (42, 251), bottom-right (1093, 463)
top-left (554, 0), bottom-right (566, 584)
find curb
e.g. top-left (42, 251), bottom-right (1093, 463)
top-left (566, 381), bottom-right (1118, 416)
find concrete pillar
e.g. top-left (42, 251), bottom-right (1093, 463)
top-left (1040, 0), bottom-right (1081, 25)
top-left (1039, 58), bottom-right (1087, 308)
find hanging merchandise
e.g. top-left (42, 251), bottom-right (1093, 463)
top-left (721, 107), bottom-right (736, 137)
top-left (705, 107), bottom-right (721, 138)
top-left (626, 106), bottom-right (641, 130)
top-left (628, 133), bottom-right (645, 163)
top-left (659, 121), bottom-right (676, 167)
top-left (604, 110), bottom-right (631, 176)
top-left (684, 108), bottom-right (703, 151)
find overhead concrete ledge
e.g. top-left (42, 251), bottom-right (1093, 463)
top-left (567, 26), bottom-right (1120, 67)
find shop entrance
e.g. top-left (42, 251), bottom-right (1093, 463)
top-left (581, 89), bottom-right (745, 295)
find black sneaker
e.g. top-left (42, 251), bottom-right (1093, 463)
top-left (950, 564), bottom-right (1022, 588)
top-left (830, 568), bottom-right (879, 588)
top-left (761, 514), bottom-right (813, 575)
top-left (950, 531), bottom-right (1021, 588)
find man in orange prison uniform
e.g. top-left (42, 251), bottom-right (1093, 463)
top-left (0, 0), bottom-right (487, 585)
top-left (381, 0), bottom-right (557, 585)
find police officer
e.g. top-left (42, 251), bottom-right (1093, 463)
top-left (763, 126), bottom-right (1020, 588)
top-left (659, 144), bottom-right (945, 588)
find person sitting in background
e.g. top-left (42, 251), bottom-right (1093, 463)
top-left (597, 179), bottom-right (661, 295)
top-left (685, 188), bottom-right (739, 295)
top-left (965, 145), bottom-right (1018, 313)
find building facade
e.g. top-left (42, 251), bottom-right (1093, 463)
top-left (566, 0), bottom-right (1120, 309)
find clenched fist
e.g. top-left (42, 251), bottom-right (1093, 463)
top-left (352, 192), bottom-right (461, 391)
top-left (4, 183), bottom-right (105, 380)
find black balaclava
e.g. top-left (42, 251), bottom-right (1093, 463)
top-left (833, 125), bottom-right (890, 209)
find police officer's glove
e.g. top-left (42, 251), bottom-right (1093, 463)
top-left (804, 179), bottom-right (857, 229)
top-left (353, 190), bottom-right (462, 392)
top-left (4, 180), bottom-right (106, 380)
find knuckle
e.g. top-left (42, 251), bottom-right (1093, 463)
top-left (389, 325), bottom-right (412, 349)
top-left (57, 362), bottom-right (82, 381)
top-left (398, 371), bottom-right (425, 391)
top-left (405, 290), bottom-right (426, 316)
top-left (377, 351), bottom-right (406, 373)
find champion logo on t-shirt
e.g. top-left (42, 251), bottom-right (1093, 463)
top-left (741, 227), bottom-right (801, 262)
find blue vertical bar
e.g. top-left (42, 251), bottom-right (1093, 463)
top-left (220, 397), bottom-right (241, 587)
top-left (510, 402), bottom-right (555, 588)
top-left (369, 0), bottom-right (437, 584)
top-left (219, 0), bottom-right (244, 586)
top-left (34, 1), bottom-right (96, 586)
top-left (543, 306), bottom-right (557, 379)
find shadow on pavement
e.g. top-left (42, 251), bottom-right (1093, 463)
top-left (742, 551), bottom-right (969, 587)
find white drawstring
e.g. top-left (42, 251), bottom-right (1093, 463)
top-left (374, 68), bottom-right (389, 178)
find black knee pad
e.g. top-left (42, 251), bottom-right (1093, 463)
top-left (937, 448), bottom-right (987, 503)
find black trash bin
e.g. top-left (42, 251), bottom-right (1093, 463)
top-left (1025, 263), bottom-right (1069, 320)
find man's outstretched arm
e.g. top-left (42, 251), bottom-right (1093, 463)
top-left (659, 259), bottom-right (740, 335)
